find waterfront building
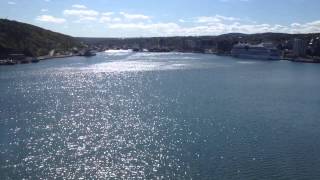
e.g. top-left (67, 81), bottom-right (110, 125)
top-left (309, 37), bottom-right (320, 56)
top-left (184, 40), bottom-right (196, 49)
top-left (293, 38), bottom-right (306, 57)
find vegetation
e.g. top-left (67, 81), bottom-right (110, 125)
top-left (0, 19), bottom-right (81, 57)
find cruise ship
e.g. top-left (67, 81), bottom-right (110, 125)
top-left (231, 42), bottom-right (281, 60)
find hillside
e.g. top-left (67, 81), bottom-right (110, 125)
top-left (0, 19), bottom-right (81, 57)
top-left (78, 32), bottom-right (320, 55)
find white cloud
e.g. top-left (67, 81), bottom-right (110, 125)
top-left (41, 9), bottom-right (48, 12)
top-left (72, 4), bottom-right (87, 9)
top-left (100, 16), bottom-right (122, 23)
top-left (105, 18), bottom-right (320, 37)
top-left (112, 17), bottom-right (122, 22)
top-left (99, 12), bottom-right (116, 23)
top-left (196, 16), bottom-right (221, 23)
top-left (102, 12), bottom-right (115, 16)
top-left (8, 1), bottom-right (16, 5)
top-left (99, 16), bottom-right (112, 23)
top-left (108, 22), bottom-right (178, 29)
top-left (215, 15), bottom-right (238, 21)
top-left (34, 6), bottom-right (320, 37)
top-left (63, 9), bottom-right (99, 17)
top-left (196, 15), bottom-right (238, 24)
top-left (74, 16), bottom-right (98, 23)
top-left (63, 6), bottom-right (100, 23)
top-left (36, 15), bottom-right (66, 24)
top-left (120, 12), bottom-right (151, 20)
top-left (108, 22), bottom-right (182, 36)
top-left (288, 20), bottom-right (320, 34)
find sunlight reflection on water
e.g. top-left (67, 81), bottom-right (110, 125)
top-left (2, 52), bottom-right (320, 179)
top-left (65, 52), bottom-right (229, 73)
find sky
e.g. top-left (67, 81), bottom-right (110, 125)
top-left (1, 0), bottom-right (320, 37)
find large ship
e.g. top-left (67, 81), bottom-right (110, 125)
top-left (80, 50), bottom-right (97, 57)
top-left (231, 42), bottom-right (281, 60)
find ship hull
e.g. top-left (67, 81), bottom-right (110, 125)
top-left (233, 54), bottom-right (281, 60)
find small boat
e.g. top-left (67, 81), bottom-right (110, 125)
top-left (132, 48), bottom-right (140, 52)
top-left (6, 60), bottom-right (16, 65)
top-left (0, 59), bottom-right (16, 65)
top-left (32, 58), bottom-right (40, 63)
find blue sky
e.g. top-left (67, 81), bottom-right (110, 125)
top-left (1, 0), bottom-right (320, 37)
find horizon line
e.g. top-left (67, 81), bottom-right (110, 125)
top-left (2, 18), bottom-right (320, 39)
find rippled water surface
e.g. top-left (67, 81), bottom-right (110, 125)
top-left (1, 52), bottom-right (320, 179)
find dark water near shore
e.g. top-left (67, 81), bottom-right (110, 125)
top-left (1, 52), bottom-right (320, 179)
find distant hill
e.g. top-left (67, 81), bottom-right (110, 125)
top-left (0, 19), bottom-right (81, 57)
top-left (78, 32), bottom-right (320, 54)
top-left (2, 18), bottom-right (317, 58)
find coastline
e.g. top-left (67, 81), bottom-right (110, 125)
top-left (37, 54), bottom-right (77, 61)
top-left (0, 54), bottom-right (79, 66)
top-left (280, 56), bottom-right (320, 63)
top-left (287, 58), bottom-right (320, 64)
top-left (2, 51), bottom-right (320, 66)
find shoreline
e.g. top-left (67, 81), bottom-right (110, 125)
top-left (37, 54), bottom-right (77, 61)
top-left (1, 51), bottom-right (320, 66)
top-left (286, 58), bottom-right (320, 64)
top-left (0, 54), bottom-right (79, 66)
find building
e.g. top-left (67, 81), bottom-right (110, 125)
top-left (0, 48), bottom-right (26, 60)
top-left (308, 37), bottom-right (320, 56)
top-left (184, 40), bottom-right (197, 49)
top-left (293, 38), bottom-right (306, 57)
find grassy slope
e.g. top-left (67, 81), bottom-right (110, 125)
top-left (0, 19), bottom-right (81, 57)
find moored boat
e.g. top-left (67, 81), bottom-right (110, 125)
top-left (0, 59), bottom-right (17, 65)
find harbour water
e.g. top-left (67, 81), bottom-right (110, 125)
top-left (1, 52), bottom-right (320, 179)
